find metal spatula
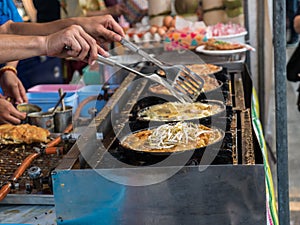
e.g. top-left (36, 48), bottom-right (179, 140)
top-left (120, 38), bottom-right (204, 101)
top-left (96, 54), bottom-right (193, 103)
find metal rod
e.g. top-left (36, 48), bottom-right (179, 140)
top-left (257, 0), bottom-right (265, 130)
top-left (243, 0), bottom-right (251, 71)
top-left (273, 1), bottom-right (290, 225)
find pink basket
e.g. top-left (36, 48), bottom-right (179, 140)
top-left (27, 84), bottom-right (83, 93)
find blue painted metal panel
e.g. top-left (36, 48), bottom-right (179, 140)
top-left (52, 165), bottom-right (266, 225)
top-left (52, 169), bottom-right (125, 225)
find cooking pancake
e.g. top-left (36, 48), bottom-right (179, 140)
top-left (149, 74), bottom-right (221, 95)
top-left (137, 101), bottom-right (225, 122)
top-left (121, 122), bottom-right (224, 153)
top-left (186, 64), bottom-right (222, 75)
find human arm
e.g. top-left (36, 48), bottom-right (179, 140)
top-left (0, 61), bottom-right (28, 104)
top-left (0, 15), bottom-right (125, 43)
top-left (0, 25), bottom-right (102, 65)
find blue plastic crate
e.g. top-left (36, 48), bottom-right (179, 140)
top-left (77, 85), bottom-right (119, 117)
top-left (26, 92), bottom-right (77, 113)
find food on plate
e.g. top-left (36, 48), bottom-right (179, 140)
top-left (121, 122), bottom-right (223, 153)
top-left (186, 64), bottom-right (222, 75)
top-left (137, 101), bottom-right (225, 121)
top-left (0, 124), bottom-right (50, 145)
top-left (204, 39), bottom-right (245, 51)
top-left (149, 75), bottom-right (220, 95)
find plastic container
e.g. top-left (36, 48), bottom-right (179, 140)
top-left (77, 85), bottom-right (119, 117)
top-left (212, 31), bottom-right (247, 43)
top-left (27, 92), bottom-right (77, 112)
top-left (82, 65), bottom-right (103, 85)
top-left (28, 84), bottom-right (83, 93)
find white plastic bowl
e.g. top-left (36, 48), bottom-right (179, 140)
top-left (212, 31), bottom-right (247, 43)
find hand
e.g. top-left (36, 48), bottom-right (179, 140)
top-left (0, 71), bottom-right (28, 104)
top-left (0, 98), bottom-right (26, 124)
top-left (77, 15), bottom-right (125, 44)
top-left (44, 25), bottom-right (104, 65)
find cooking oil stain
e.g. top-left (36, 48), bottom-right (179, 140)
top-left (4, 209), bottom-right (20, 214)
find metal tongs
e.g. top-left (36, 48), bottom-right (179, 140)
top-left (96, 54), bottom-right (192, 103)
top-left (120, 38), bottom-right (205, 102)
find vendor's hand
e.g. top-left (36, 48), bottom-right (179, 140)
top-left (0, 98), bottom-right (26, 125)
top-left (76, 15), bottom-right (125, 44)
top-left (0, 71), bottom-right (28, 104)
top-left (44, 25), bottom-right (104, 65)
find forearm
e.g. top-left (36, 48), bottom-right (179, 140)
top-left (0, 35), bottom-right (46, 63)
top-left (85, 9), bottom-right (108, 17)
top-left (0, 18), bottom-right (79, 35)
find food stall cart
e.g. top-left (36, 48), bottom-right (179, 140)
top-left (0, 47), bottom-right (271, 224)
top-left (0, 0), bottom-right (288, 224)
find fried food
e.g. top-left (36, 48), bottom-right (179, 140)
top-left (204, 39), bottom-right (244, 50)
top-left (149, 74), bottom-right (220, 95)
top-left (0, 124), bottom-right (50, 145)
top-left (121, 122), bottom-right (223, 153)
top-left (186, 64), bottom-right (222, 75)
top-left (138, 101), bottom-right (225, 121)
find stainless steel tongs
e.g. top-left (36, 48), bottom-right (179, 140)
top-left (96, 54), bottom-right (193, 103)
top-left (120, 38), bottom-right (205, 101)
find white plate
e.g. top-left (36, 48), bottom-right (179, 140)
top-left (195, 45), bottom-right (248, 55)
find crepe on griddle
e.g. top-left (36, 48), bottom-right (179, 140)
top-left (186, 64), bottom-right (222, 75)
top-left (137, 101), bottom-right (224, 121)
top-left (121, 122), bottom-right (223, 153)
top-left (0, 124), bottom-right (50, 145)
top-left (149, 74), bottom-right (220, 96)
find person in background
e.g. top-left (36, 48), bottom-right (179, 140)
top-left (292, 5), bottom-right (300, 34)
top-left (292, 7), bottom-right (300, 112)
top-left (287, 0), bottom-right (299, 46)
top-left (0, 14), bottom-right (124, 124)
top-left (33, 0), bottom-right (60, 22)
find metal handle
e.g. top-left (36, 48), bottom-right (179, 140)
top-left (51, 92), bottom-right (66, 114)
top-left (120, 38), bottom-right (163, 66)
top-left (97, 54), bottom-right (190, 103)
top-left (120, 38), bottom-right (140, 52)
top-left (97, 54), bottom-right (147, 78)
top-left (97, 54), bottom-right (117, 67)
top-left (58, 88), bottom-right (66, 111)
